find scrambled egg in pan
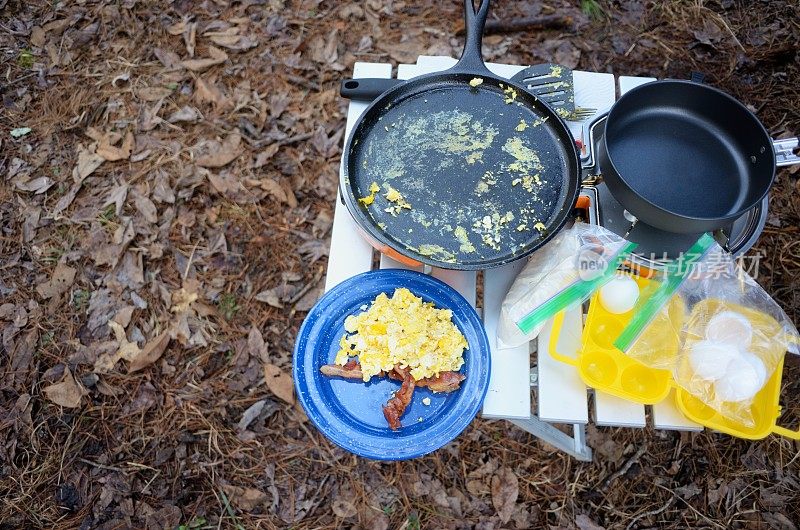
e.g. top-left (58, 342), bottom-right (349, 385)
top-left (334, 288), bottom-right (468, 382)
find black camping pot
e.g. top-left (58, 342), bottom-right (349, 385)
top-left (597, 79), bottom-right (800, 234)
top-left (339, 0), bottom-right (581, 270)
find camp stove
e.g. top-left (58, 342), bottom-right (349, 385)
top-left (578, 114), bottom-right (768, 270)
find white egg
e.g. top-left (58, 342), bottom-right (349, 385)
top-left (687, 340), bottom-right (739, 381)
top-left (599, 274), bottom-right (640, 314)
top-left (705, 311), bottom-right (753, 347)
top-left (739, 350), bottom-right (767, 388)
top-left (714, 354), bottom-right (766, 402)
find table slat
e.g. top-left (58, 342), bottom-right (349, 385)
top-left (537, 307), bottom-right (589, 423)
top-left (618, 76), bottom-right (657, 93)
top-left (653, 389), bottom-right (702, 431)
top-left (534, 71), bottom-right (612, 425)
top-left (482, 259), bottom-right (531, 419)
top-left (325, 62), bottom-right (392, 291)
top-left (594, 392), bottom-right (647, 427)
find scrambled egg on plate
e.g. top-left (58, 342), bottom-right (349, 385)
top-left (334, 288), bottom-right (468, 382)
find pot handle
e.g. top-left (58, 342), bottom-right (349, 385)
top-left (774, 137), bottom-right (800, 167)
top-left (340, 78), bottom-right (403, 101)
top-left (689, 71), bottom-right (706, 84)
top-left (449, 0), bottom-right (493, 75)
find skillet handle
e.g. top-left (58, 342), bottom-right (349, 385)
top-left (340, 78), bottom-right (403, 101)
top-left (451, 0), bottom-right (493, 75)
top-left (773, 137), bottom-right (800, 167)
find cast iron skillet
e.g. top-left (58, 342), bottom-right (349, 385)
top-left (340, 0), bottom-right (580, 270)
top-left (598, 80), bottom-right (799, 234)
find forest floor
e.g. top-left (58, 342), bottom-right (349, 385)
top-left (1, 0), bottom-right (799, 528)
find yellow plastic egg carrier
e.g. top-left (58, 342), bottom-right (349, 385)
top-left (548, 272), bottom-right (684, 404)
top-left (674, 298), bottom-right (800, 440)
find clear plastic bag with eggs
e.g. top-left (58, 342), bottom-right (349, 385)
top-left (497, 222), bottom-right (636, 348)
top-left (615, 234), bottom-right (799, 428)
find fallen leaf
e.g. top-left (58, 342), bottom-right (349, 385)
top-left (11, 330), bottom-right (37, 387)
top-left (30, 26), bottom-right (46, 47)
top-left (195, 133), bottom-right (242, 168)
top-left (112, 306), bottom-right (135, 328)
top-left (206, 171), bottom-right (244, 196)
top-left (294, 283), bottom-right (321, 311)
top-left (185, 21), bottom-right (197, 57)
top-left (43, 367), bottom-right (86, 408)
top-left (137, 86), bottom-right (173, 101)
top-left (96, 131), bottom-right (134, 162)
top-left (280, 180), bottom-right (298, 208)
top-left (763, 513), bottom-right (797, 530)
top-left (128, 330), bottom-right (171, 372)
top-left (254, 144), bottom-right (280, 168)
top-left (675, 483), bottom-right (702, 500)
top-left (255, 289), bottom-right (283, 308)
top-left (10, 127), bottom-right (32, 138)
top-left (134, 193), bottom-right (158, 223)
top-left (153, 47), bottom-right (181, 69)
top-left (331, 498), bottom-right (357, 518)
top-left (194, 77), bottom-right (228, 108)
top-left (247, 177), bottom-right (287, 202)
top-left (103, 182), bottom-right (129, 216)
top-left (167, 105), bottom-right (200, 123)
top-left (181, 45), bottom-right (228, 71)
top-left (95, 320), bottom-right (142, 373)
top-left (222, 485), bottom-right (268, 512)
top-left (576, 514), bottom-right (606, 530)
top-left (248, 326), bottom-right (269, 362)
top-left (36, 263), bottom-right (77, 299)
top-left (167, 19), bottom-right (187, 35)
top-left (205, 27), bottom-right (258, 51)
top-left (237, 399), bottom-right (266, 431)
top-left (491, 467), bottom-right (519, 524)
top-left (263, 363), bottom-right (294, 404)
top-left (16, 176), bottom-right (54, 194)
top-left (0, 303), bottom-right (16, 319)
top-left (693, 19), bottom-right (725, 47)
top-left (75, 146), bottom-right (105, 179)
top-left (171, 280), bottom-right (199, 314)
top-left (310, 28), bottom-right (339, 63)
top-left (552, 41), bottom-right (581, 69)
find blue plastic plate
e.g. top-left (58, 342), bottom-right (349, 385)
top-left (293, 269), bottom-right (490, 460)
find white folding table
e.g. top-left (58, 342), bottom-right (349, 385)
top-left (325, 56), bottom-right (702, 461)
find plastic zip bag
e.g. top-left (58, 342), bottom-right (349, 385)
top-left (497, 223), bottom-right (636, 348)
top-left (615, 234), bottom-right (799, 428)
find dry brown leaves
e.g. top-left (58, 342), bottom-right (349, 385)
top-left (194, 132), bottom-right (243, 168)
top-left (43, 367), bottom-right (87, 408)
top-left (222, 484), bottom-right (270, 512)
top-left (181, 45), bottom-right (229, 71)
top-left (491, 467), bottom-right (519, 524)
top-left (264, 363), bottom-right (294, 404)
top-left (35, 262), bottom-right (76, 299)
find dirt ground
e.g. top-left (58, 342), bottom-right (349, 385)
top-left (1, 0), bottom-right (799, 528)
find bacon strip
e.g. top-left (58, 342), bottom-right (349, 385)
top-left (418, 371), bottom-right (466, 393)
top-left (382, 366), bottom-right (416, 431)
top-left (387, 366), bottom-right (465, 393)
top-left (319, 360), bottom-right (364, 379)
top-left (319, 361), bottom-right (465, 430)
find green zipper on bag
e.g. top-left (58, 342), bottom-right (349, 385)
top-left (515, 241), bottom-right (638, 334)
top-left (613, 233), bottom-right (717, 352)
